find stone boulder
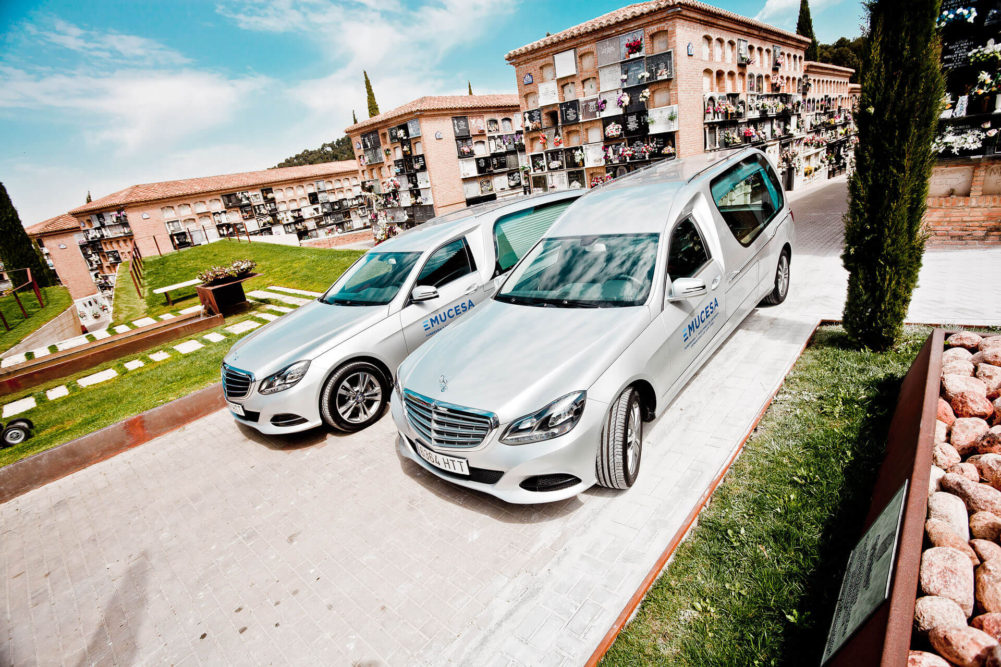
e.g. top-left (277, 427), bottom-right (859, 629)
top-left (931, 465), bottom-right (948, 497)
top-left (972, 541), bottom-right (1001, 564)
top-left (983, 337), bottom-right (1001, 353)
top-left (974, 455), bottom-right (1001, 490)
top-left (982, 430), bottom-right (1001, 456)
top-left (930, 625), bottom-right (998, 666)
top-left (955, 419), bottom-right (992, 456)
top-left (908, 650), bottom-right (951, 667)
top-left (971, 512), bottom-right (1001, 541)
top-left (995, 398), bottom-right (1001, 425)
top-left (946, 375), bottom-right (990, 401)
top-left (936, 443), bottom-right (964, 469)
top-left (941, 474), bottom-right (1001, 516)
top-left (916, 595), bottom-right (970, 633)
top-left (946, 361), bottom-right (978, 378)
top-left (979, 365), bottom-right (1001, 400)
top-left (941, 399), bottom-right (959, 427)
top-left (955, 392), bottom-right (997, 420)
top-left (950, 332), bottom-right (985, 351)
top-left (921, 546), bottom-right (975, 615)
top-left (931, 492), bottom-right (973, 540)
top-left (985, 349), bottom-right (1001, 367)
top-left (947, 347), bottom-right (977, 363)
top-left (987, 644), bottom-right (1001, 667)
top-left (927, 519), bottom-right (980, 565)
top-left (939, 420), bottom-right (951, 444)
top-left (974, 613), bottom-right (1001, 641)
top-left (952, 463), bottom-right (983, 483)
top-left (981, 560), bottom-right (1001, 613)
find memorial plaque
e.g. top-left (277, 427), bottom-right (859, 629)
top-left (596, 36), bottom-right (620, 66)
top-left (580, 96), bottom-right (600, 120)
top-left (942, 37), bottom-right (977, 69)
top-left (982, 164), bottom-right (1001, 195)
top-left (538, 81), bottom-right (559, 107)
top-left (821, 481), bottom-right (908, 665)
top-left (929, 166), bottom-right (974, 196)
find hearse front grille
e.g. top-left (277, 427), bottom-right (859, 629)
top-left (222, 364), bottom-right (253, 400)
top-left (403, 390), bottom-right (496, 449)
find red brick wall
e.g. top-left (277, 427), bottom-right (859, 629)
top-left (37, 230), bottom-right (98, 300)
top-left (301, 230), bottom-right (373, 248)
top-left (925, 161), bottom-right (1001, 246)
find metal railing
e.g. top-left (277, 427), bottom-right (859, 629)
top-left (0, 268), bottom-right (44, 332)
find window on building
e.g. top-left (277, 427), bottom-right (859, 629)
top-left (727, 40), bottom-right (736, 63)
top-left (415, 238), bottom-right (476, 288)
top-left (651, 30), bottom-right (670, 53)
top-left (667, 218), bottom-right (711, 279)
top-left (727, 71), bottom-right (736, 92)
top-left (714, 38), bottom-right (723, 62)
top-left (702, 36), bottom-right (711, 60)
top-left (710, 154), bottom-right (784, 247)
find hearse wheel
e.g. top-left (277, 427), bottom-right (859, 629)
top-left (596, 387), bottom-right (642, 489)
top-left (2, 424), bottom-right (30, 447)
top-left (320, 361), bottom-right (388, 432)
top-left (761, 248), bottom-right (791, 306)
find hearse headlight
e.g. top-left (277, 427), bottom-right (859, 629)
top-left (393, 374), bottom-right (403, 400)
top-left (258, 361), bottom-right (310, 395)
top-left (501, 391), bottom-right (586, 445)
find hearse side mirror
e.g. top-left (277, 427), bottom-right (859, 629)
top-left (411, 285), bottom-right (440, 302)
top-left (668, 277), bottom-right (708, 301)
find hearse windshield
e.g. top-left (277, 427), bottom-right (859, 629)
top-left (321, 251), bottom-right (422, 306)
top-left (495, 233), bottom-right (659, 308)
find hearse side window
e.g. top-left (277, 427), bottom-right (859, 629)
top-left (493, 199), bottom-right (575, 274)
top-left (416, 238), bottom-right (476, 288)
top-left (709, 155), bottom-right (784, 247)
top-left (667, 217), bottom-right (711, 279)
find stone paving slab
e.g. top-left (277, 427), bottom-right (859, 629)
top-left (268, 286), bottom-right (322, 297)
top-left (91, 329), bottom-right (111, 340)
top-left (226, 320), bottom-right (262, 335)
top-left (2, 397), bottom-right (36, 418)
top-left (132, 317), bottom-right (157, 328)
top-left (2, 180), bottom-right (999, 666)
top-left (256, 313), bottom-right (279, 322)
top-left (174, 340), bottom-right (204, 355)
top-left (266, 305), bottom-right (294, 314)
top-left (1, 353), bottom-right (26, 368)
top-left (149, 351), bottom-right (170, 362)
top-left (55, 336), bottom-right (89, 352)
top-left (77, 369), bottom-right (117, 388)
top-left (204, 333), bottom-right (226, 343)
top-left (113, 325), bottom-right (131, 334)
top-left (178, 305), bottom-right (204, 315)
top-left (124, 360), bottom-right (145, 371)
top-left (248, 290), bottom-right (310, 306)
top-left (30, 347), bottom-right (51, 360)
top-left (45, 386), bottom-right (69, 401)
top-left (159, 313), bottom-right (176, 320)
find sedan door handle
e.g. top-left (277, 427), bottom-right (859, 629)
top-left (727, 270), bottom-right (740, 282)
top-left (464, 285), bottom-right (477, 295)
top-left (711, 276), bottom-right (721, 290)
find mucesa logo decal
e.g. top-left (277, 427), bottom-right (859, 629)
top-left (682, 297), bottom-right (719, 350)
top-left (423, 299), bottom-right (475, 337)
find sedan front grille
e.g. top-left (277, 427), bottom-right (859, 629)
top-left (222, 364), bottom-right (253, 400)
top-left (403, 390), bottom-right (496, 449)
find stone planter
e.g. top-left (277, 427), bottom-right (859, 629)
top-left (196, 273), bottom-right (259, 316)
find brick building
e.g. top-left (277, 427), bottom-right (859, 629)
top-left (345, 95), bottom-right (528, 226)
top-left (31, 162), bottom-right (365, 298)
top-left (505, 0), bottom-right (858, 193)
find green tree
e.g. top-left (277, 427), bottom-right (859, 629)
top-left (797, 0), bottom-right (819, 61)
top-left (352, 109), bottom-right (358, 124)
top-left (364, 71), bottom-right (379, 117)
top-left (85, 190), bottom-right (92, 203)
top-left (468, 81), bottom-right (473, 95)
top-left (841, 0), bottom-right (944, 350)
top-left (274, 136), bottom-right (356, 168)
top-left (818, 37), bottom-right (865, 82)
top-left (0, 183), bottom-right (56, 286)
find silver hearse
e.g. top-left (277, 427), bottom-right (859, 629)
top-left (392, 148), bottom-right (794, 503)
top-left (222, 190), bottom-right (582, 434)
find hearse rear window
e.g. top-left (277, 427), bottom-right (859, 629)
top-left (709, 155), bottom-right (784, 247)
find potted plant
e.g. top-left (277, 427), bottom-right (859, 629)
top-left (195, 259), bottom-right (259, 315)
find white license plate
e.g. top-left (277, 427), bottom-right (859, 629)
top-left (414, 439), bottom-right (469, 475)
top-left (228, 402), bottom-right (245, 417)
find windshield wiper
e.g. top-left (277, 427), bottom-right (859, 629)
top-left (559, 299), bottom-right (601, 308)
top-left (324, 298), bottom-right (371, 306)
top-left (496, 294), bottom-right (555, 307)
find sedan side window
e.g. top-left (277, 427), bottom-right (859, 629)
top-left (416, 238), bottom-right (476, 288)
top-left (709, 155), bottom-right (783, 247)
top-left (667, 218), bottom-right (711, 279)
top-left (493, 200), bottom-right (575, 274)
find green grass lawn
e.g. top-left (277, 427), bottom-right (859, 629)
top-left (110, 260), bottom-right (146, 326)
top-left (115, 239), bottom-right (363, 323)
top-left (0, 285), bottom-right (73, 354)
top-left (601, 325), bottom-right (939, 667)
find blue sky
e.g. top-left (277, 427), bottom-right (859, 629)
top-left (0, 0), bottom-right (865, 226)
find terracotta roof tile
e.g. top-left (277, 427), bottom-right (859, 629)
top-left (345, 94), bottom-right (520, 134)
top-left (69, 161), bottom-right (358, 215)
top-left (804, 60), bottom-right (856, 75)
top-left (505, 0), bottom-right (810, 61)
top-left (25, 213), bottom-right (79, 237)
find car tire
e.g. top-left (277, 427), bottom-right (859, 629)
top-left (595, 387), bottom-right (642, 490)
top-left (1, 425), bottom-right (29, 448)
top-left (319, 361), bottom-right (388, 432)
top-left (761, 248), bottom-right (791, 306)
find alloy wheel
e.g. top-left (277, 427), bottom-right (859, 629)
top-left (335, 371), bottom-right (383, 424)
top-left (776, 254), bottom-right (790, 299)
top-left (625, 401), bottom-right (642, 478)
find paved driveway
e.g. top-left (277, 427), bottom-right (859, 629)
top-left (3, 179), bottom-right (999, 666)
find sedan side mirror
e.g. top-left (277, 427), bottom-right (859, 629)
top-left (668, 277), bottom-right (707, 301)
top-left (411, 285), bottom-right (439, 302)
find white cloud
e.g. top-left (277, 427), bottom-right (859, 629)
top-left (755, 0), bottom-right (841, 27)
top-left (0, 66), bottom-right (269, 152)
top-left (28, 17), bottom-right (191, 66)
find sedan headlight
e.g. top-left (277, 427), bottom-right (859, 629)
top-left (500, 391), bottom-right (586, 445)
top-left (393, 374), bottom-right (403, 400)
top-left (258, 361), bottom-right (310, 395)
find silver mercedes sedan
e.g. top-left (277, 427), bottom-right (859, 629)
top-left (392, 148), bottom-right (794, 503)
top-left (221, 190), bottom-right (581, 435)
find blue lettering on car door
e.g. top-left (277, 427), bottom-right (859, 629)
top-left (422, 299), bottom-right (476, 337)
top-left (681, 297), bottom-right (719, 349)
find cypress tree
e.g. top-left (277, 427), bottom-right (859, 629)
top-left (841, 0), bottom-right (944, 350)
top-left (468, 81), bottom-right (473, 95)
top-left (364, 71), bottom-right (379, 117)
top-left (797, 0), bottom-right (819, 61)
top-left (352, 109), bottom-right (358, 124)
top-left (0, 182), bottom-right (56, 286)
top-left (85, 190), bottom-right (92, 203)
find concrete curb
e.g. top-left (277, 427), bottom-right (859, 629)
top-left (0, 383), bottom-right (225, 504)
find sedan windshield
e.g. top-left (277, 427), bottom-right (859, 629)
top-left (321, 251), bottom-right (421, 306)
top-left (496, 234), bottom-right (659, 308)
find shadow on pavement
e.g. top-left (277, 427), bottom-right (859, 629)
top-left (76, 550), bottom-right (150, 667)
top-left (234, 421), bottom-right (333, 451)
